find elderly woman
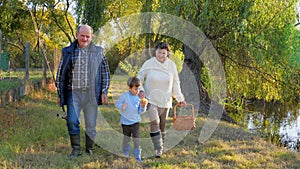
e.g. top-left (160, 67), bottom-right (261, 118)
top-left (137, 42), bottom-right (186, 158)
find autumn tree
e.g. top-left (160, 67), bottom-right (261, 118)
top-left (0, 0), bottom-right (76, 69)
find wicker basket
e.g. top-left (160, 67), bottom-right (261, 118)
top-left (173, 104), bottom-right (195, 130)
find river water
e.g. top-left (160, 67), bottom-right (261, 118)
top-left (241, 102), bottom-right (300, 152)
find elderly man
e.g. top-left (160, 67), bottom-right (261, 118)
top-left (55, 24), bottom-right (110, 158)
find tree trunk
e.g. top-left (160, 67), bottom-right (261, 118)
top-left (24, 42), bottom-right (30, 95)
top-left (141, 0), bottom-right (154, 58)
top-left (0, 29), bottom-right (2, 52)
top-left (0, 30), bottom-right (2, 75)
top-left (180, 44), bottom-right (235, 123)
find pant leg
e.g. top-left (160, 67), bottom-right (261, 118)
top-left (66, 91), bottom-right (81, 136)
top-left (158, 107), bottom-right (169, 133)
top-left (122, 124), bottom-right (132, 146)
top-left (82, 96), bottom-right (98, 140)
top-left (122, 124), bottom-right (132, 156)
top-left (148, 104), bottom-right (160, 133)
top-left (131, 123), bottom-right (141, 149)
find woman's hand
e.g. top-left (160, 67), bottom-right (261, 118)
top-left (177, 101), bottom-right (186, 107)
top-left (138, 90), bottom-right (145, 98)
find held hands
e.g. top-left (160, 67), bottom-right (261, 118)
top-left (138, 90), bottom-right (145, 98)
top-left (138, 90), bottom-right (148, 108)
top-left (140, 97), bottom-right (148, 108)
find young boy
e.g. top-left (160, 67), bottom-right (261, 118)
top-left (115, 76), bottom-right (148, 162)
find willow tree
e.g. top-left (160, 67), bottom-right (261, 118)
top-left (216, 1), bottom-right (300, 104)
top-left (73, 0), bottom-right (300, 122)
top-left (153, 0), bottom-right (299, 118)
top-left (75, 0), bottom-right (151, 72)
top-left (75, 0), bottom-right (107, 30)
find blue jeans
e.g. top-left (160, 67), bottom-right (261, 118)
top-left (66, 90), bottom-right (98, 139)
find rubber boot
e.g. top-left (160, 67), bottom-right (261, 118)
top-left (150, 132), bottom-right (163, 158)
top-left (85, 133), bottom-right (94, 155)
top-left (122, 144), bottom-right (130, 157)
top-left (69, 134), bottom-right (81, 159)
top-left (133, 148), bottom-right (142, 162)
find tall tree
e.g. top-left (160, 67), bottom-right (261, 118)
top-left (155, 0), bottom-right (299, 120)
top-left (73, 0), bottom-right (300, 122)
top-left (0, 0), bottom-right (76, 68)
top-left (75, 0), bottom-right (107, 30)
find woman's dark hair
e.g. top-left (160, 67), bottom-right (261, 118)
top-left (154, 42), bottom-right (171, 57)
top-left (127, 76), bottom-right (140, 88)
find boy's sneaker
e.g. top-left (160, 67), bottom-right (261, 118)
top-left (136, 157), bottom-right (143, 162)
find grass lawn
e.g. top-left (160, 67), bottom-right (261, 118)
top-left (0, 77), bottom-right (300, 169)
top-left (0, 70), bottom-right (52, 91)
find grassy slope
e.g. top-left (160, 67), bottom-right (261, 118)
top-left (0, 86), bottom-right (300, 169)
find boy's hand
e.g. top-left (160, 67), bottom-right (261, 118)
top-left (122, 103), bottom-right (128, 110)
top-left (140, 98), bottom-right (148, 108)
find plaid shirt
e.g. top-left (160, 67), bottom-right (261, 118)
top-left (56, 43), bottom-right (110, 96)
top-left (99, 56), bottom-right (110, 95)
top-left (72, 46), bottom-right (89, 90)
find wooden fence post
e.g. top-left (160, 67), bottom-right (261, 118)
top-left (25, 41), bottom-right (30, 94)
top-left (54, 47), bottom-right (60, 77)
top-left (0, 29), bottom-right (2, 52)
top-left (42, 43), bottom-right (47, 87)
top-left (0, 29), bottom-right (2, 76)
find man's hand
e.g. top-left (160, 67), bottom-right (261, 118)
top-left (58, 98), bottom-right (61, 105)
top-left (101, 94), bottom-right (108, 104)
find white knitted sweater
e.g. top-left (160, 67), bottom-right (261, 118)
top-left (138, 57), bottom-right (184, 108)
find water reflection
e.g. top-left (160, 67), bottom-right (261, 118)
top-left (243, 101), bottom-right (300, 152)
top-left (279, 110), bottom-right (300, 151)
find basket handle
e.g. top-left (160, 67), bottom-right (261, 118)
top-left (173, 104), bottom-right (194, 120)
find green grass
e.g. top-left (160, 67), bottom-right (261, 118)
top-left (0, 78), bottom-right (300, 168)
top-left (0, 70), bottom-right (52, 91)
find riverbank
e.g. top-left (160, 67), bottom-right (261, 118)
top-left (0, 88), bottom-right (300, 169)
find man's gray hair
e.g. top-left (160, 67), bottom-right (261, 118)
top-left (76, 24), bottom-right (94, 34)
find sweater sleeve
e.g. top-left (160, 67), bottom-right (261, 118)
top-left (172, 62), bottom-right (185, 102)
top-left (137, 60), bottom-right (149, 92)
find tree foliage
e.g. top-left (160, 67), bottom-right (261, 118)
top-left (1, 0), bottom-right (299, 106)
top-left (0, 0), bottom-right (76, 68)
top-left (151, 0), bottom-right (300, 103)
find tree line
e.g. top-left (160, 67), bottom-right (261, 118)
top-left (1, 0), bottom-right (300, 120)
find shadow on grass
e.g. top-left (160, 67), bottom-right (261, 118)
top-left (1, 88), bottom-right (300, 169)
